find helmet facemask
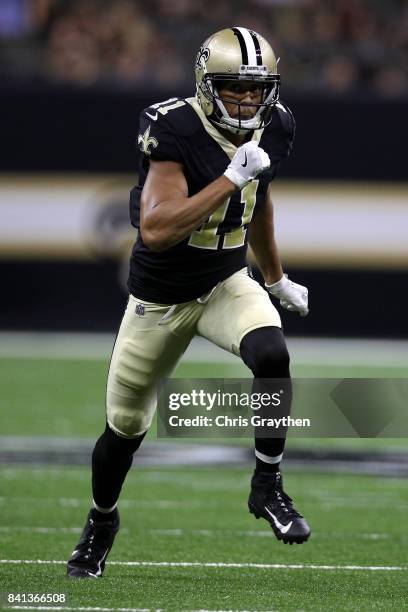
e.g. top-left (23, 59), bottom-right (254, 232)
top-left (199, 71), bottom-right (280, 134)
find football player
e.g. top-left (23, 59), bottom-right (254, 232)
top-left (67, 26), bottom-right (310, 579)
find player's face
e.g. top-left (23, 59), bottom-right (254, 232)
top-left (217, 81), bottom-right (263, 119)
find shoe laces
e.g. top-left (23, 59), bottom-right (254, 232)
top-left (76, 518), bottom-right (112, 563)
top-left (258, 473), bottom-right (303, 520)
top-left (273, 488), bottom-right (297, 517)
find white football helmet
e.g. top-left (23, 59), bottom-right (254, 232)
top-left (195, 27), bottom-right (280, 134)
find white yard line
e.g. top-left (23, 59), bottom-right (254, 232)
top-left (5, 608), bottom-right (156, 612)
top-left (0, 527), bottom-right (129, 534)
top-left (0, 526), bottom-right (393, 540)
top-left (0, 332), bottom-right (407, 368)
top-left (0, 559), bottom-right (407, 572)
top-left (0, 497), bottom-right (193, 509)
top-left (0, 608), bottom-right (266, 612)
top-left (0, 608), bottom-right (240, 612)
top-left (1, 495), bottom-right (408, 511)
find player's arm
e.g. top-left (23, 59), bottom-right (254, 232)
top-left (140, 141), bottom-right (270, 252)
top-left (140, 161), bottom-right (235, 251)
top-left (248, 184), bottom-right (283, 285)
top-left (249, 184), bottom-right (309, 317)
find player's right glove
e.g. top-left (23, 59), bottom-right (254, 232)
top-left (224, 141), bottom-right (270, 190)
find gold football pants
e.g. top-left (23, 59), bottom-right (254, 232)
top-left (106, 268), bottom-right (281, 437)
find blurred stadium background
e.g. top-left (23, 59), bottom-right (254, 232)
top-left (1, 1), bottom-right (408, 610)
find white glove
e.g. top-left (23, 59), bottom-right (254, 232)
top-left (266, 274), bottom-right (309, 317)
top-left (224, 141), bottom-right (270, 189)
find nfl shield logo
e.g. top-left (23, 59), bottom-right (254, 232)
top-left (135, 303), bottom-right (145, 317)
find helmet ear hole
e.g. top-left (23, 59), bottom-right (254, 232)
top-left (197, 81), bottom-right (214, 116)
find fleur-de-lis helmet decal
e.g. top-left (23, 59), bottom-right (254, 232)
top-left (195, 45), bottom-right (210, 71)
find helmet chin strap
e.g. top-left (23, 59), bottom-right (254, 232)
top-left (210, 117), bottom-right (257, 135)
top-left (211, 122), bottom-right (249, 135)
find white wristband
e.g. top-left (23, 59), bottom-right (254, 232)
top-left (265, 275), bottom-right (287, 294)
top-left (223, 168), bottom-right (247, 190)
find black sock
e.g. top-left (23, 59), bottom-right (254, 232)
top-left (92, 423), bottom-right (146, 510)
top-left (240, 326), bottom-right (292, 477)
top-left (254, 437), bottom-right (285, 474)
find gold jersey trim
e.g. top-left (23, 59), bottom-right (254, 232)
top-left (185, 97), bottom-right (264, 160)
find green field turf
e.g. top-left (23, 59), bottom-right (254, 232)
top-left (1, 339), bottom-right (408, 610)
top-left (1, 465), bottom-right (408, 611)
top-left (1, 356), bottom-right (407, 450)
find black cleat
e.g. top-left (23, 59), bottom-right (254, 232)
top-left (248, 472), bottom-right (310, 544)
top-left (67, 508), bottom-right (120, 578)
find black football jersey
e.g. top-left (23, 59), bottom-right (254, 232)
top-left (128, 96), bottom-right (295, 304)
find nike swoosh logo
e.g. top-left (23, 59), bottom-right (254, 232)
top-left (241, 152), bottom-right (248, 167)
top-left (95, 548), bottom-right (109, 576)
top-left (86, 571), bottom-right (99, 578)
top-left (265, 507), bottom-right (292, 534)
top-left (146, 111), bottom-right (158, 121)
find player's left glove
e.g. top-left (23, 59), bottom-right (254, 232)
top-left (266, 274), bottom-right (309, 317)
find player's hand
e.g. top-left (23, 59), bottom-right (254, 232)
top-left (224, 141), bottom-right (270, 189)
top-left (266, 274), bottom-right (309, 317)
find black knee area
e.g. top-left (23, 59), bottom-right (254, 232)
top-left (92, 424), bottom-right (145, 470)
top-left (99, 423), bottom-right (146, 455)
top-left (240, 326), bottom-right (290, 378)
